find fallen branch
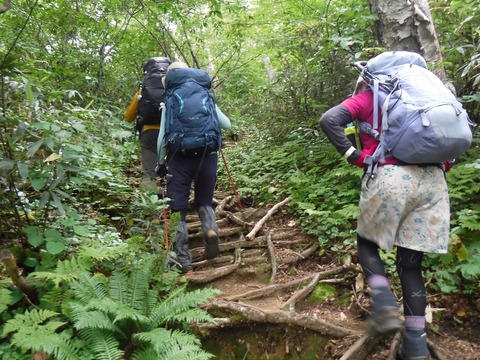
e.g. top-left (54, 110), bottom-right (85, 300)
top-left (245, 196), bottom-right (291, 240)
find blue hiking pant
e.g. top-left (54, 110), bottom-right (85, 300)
top-left (166, 152), bottom-right (218, 212)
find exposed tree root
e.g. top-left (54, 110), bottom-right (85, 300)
top-left (266, 231), bottom-right (277, 284)
top-left (183, 195), bottom-right (450, 359)
top-left (185, 249), bottom-right (242, 283)
top-left (207, 300), bottom-right (360, 337)
top-left (281, 271), bottom-right (321, 311)
top-left (281, 242), bottom-right (319, 265)
top-left (338, 334), bottom-right (380, 360)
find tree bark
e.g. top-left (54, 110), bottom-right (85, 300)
top-left (368, 0), bottom-right (445, 77)
top-left (0, 0), bottom-right (11, 14)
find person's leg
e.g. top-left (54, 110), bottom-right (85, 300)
top-left (140, 129), bottom-right (159, 180)
top-left (194, 153), bottom-right (219, 259)
top-left (357, 235), bottom-right (402, 334)
top-left (396, 246), bottom-right (429, 359)
top-left (167, 155), bottom-right (195, 272)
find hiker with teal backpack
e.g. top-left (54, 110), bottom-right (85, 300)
top-left (125, 56), bottom-right (172, 191)
top-left (156, 61), bottom-right (231, 274)
top-left (319, 51), bottom-right (472, 360)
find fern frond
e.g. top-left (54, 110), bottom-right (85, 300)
top-left (149, 288), bottom-right (219, 327)
top-left (109, 271), bottom-right (129, 303)
top-left (167, 308), bottom-right (216, 324)
top-left (13, 331), bottom-right (80, 360)
top-left (134, 327), bottom-right (199, 350)
top-left (70, 272), bottom-right (108, 302)
top-left (27, 271), bottom-right (78, 288)
top-left (135, 328), bottom-right (213, 360)
top-left (27, 256), bottom-right (92, 288)
top-left (72, 310), bottom-right (120, 333)
top-left (162, 343), bottom-right (214, 360)
top-left (126, 260), bottom-right (153, 312)
top-left (79, 240), bottom-right (130, 262)
top-left (130, 346), bottom-right (159, 360)
top-left (3, 309), bottom-right (60, 335)
top-left (88, 329), bottom-right (124, 360)
top-left (0, 286), bottom-right (13, 313)
top-left (113, 303), bottom-right (150, 325)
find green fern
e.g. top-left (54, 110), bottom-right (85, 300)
top-left (2, 309), bottom-right (81, 360)
top-left (0, 287), bottom-right (13, 313)
top-left (65, 254), bottom-right (217, 359)
top-left (134, 328), bottom-right (214, 360)
top-left (88, 329), bottom-right (124, 360)
top-left (149, 288), bottom-right (220, 327)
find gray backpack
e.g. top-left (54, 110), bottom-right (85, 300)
top-left (354, 51), bottom-right (472, 175)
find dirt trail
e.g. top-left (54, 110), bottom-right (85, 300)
top-left (182, 191), bottom-right (480, 360)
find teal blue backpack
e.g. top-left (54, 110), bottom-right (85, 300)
top-left (164, 68), bottom-right (222, 156)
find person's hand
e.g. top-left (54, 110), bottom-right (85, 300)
top-left (155, 164), bottom-right (167, 177)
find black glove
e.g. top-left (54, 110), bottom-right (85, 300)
top-left (155, 164), bottom-right (167, 177)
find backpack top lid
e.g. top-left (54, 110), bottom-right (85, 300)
top-left (365, 51), bottom-right (427, 76)
top-left (143, 57), bottom-right (172, 74)
top-left (165, 67), bottom-right (212, 90)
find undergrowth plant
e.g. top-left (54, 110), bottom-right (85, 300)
top-left (1, 242), bottom-right (219, 360)
top-left (219, 125), bottom-right (480, 297)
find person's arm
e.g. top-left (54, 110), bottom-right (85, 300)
top-left (319, 105), bottom-right (363, 166)
top-left (124, 90), bottom-right (140, 122)
top-left (215, 105), bottom-right (231, 130)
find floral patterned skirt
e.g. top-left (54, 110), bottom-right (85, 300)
top-left (357, 165), bottom-right (450, 253)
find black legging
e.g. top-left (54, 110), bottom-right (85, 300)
top-left (357, 235), bottom-right (426, 316)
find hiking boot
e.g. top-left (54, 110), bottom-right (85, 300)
top-left (172, 221), bottom-right (192, 273)
top-left (397, 330), bottom-right (430, 360)
top-left (197, 205), bottom-right (220, 259)
top-left (367, 287), bottom-right (403, 335)
top-left (367, 306), bottom-right (403, 335)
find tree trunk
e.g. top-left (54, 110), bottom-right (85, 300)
top-left (368, 0), bottom-right (445, 78)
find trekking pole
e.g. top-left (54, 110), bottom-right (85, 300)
top-left (220, 148), bottom-right (243, 209)
top-left (160, 176), bottom-right (169, 250)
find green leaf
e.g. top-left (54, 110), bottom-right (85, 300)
top-left (0, 159), bottom-right (15, 172)
top-left (13, 122), bottom-right (27, 142)
top-left (39, 191), bottom-right (50, 208)
top-left (46, 240), bottom-right (66, 255)
top-left (17, 162), bottom-right (29, 180)
top-left (50, 191), bottom-right (65, 215)
top-left (27, 232), bottom-right (45, 247)
top-left (44, 229), bottom-right (62, 241)
top-left (73, 225), bottom-right (90, 236)
top-left (27, 140), bottom-right (44, 157)
top-left (31, 178), bottom-right (47, 190)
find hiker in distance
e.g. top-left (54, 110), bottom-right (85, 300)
top-left (156, 61), bottom-right (231, 274)
top-left (319, 51), bottom-right (471, 360)
top-left (125, 56), bottom-right (172, 191)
